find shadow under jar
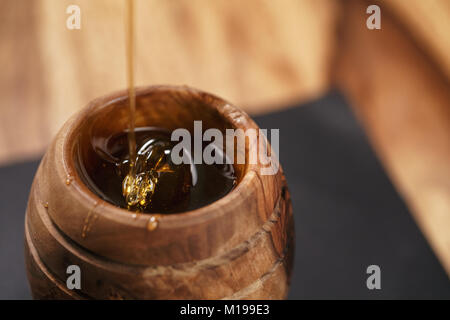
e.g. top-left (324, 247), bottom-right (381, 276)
top-left (24, 85), bottom-right (294, 299)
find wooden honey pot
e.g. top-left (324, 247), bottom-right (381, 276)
top-left (25, 85), bottom-right (294, 299)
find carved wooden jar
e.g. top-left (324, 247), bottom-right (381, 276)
top-left (25, 85), bottom-right (294, 299)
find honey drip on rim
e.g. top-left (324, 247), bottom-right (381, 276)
top-left (146, 215), bottom-right (160, 231)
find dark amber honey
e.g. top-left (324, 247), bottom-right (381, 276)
top-left (77, 127), bottom-right (236, 214)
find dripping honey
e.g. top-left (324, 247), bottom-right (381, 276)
top-left (76, 0), bottom-right (236, 214)
top-left (124, 0), bottom-right (138, 209)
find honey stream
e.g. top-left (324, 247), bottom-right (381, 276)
top-left (75, 0), bottom-right (236, 220)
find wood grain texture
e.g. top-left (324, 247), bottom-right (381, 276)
top-left (25, 86), bottom-right (294, 299)
top-left (334, 0), bottom-right (450, 274)
top-left (0, 0), bottom-right (337, 165)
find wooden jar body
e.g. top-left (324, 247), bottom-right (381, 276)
top-left (25, 86), bottom-right (294, 299)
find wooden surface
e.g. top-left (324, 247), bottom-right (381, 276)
top-left (0, 0), bottom-right (336, 165)
top-left (334, 0), bottom-right (450, 274)
top-left (25, 86), bottom-right (294, 299)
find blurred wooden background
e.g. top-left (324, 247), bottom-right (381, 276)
top-left (0, 0), bottom-right (449, 274)
top-left (0, 0), bottom-right (337, 163)
top-left (335, 0), bottom-right (450, 275)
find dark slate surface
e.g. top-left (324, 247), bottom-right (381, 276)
top-left (0, 91), bottom-right (449, 299)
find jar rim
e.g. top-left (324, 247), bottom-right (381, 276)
top-left (62, 85), bottom-right (261, 228)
